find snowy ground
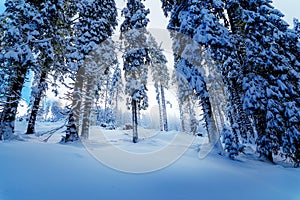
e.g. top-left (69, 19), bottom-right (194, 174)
top-left (0, 121), bottom-right (300, 200)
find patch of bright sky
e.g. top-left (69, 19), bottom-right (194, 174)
top-left (0, 0), bottom-right (299, 27)
top-left (0, 0), bottom-right (4, 13)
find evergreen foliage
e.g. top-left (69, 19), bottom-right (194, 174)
top-left (0, 0), bottom-right (38, 139)
top-left (120, 0), bottom-right (150, 143)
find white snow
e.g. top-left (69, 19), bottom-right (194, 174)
top-left (0, 121), bottom-right (300, 200)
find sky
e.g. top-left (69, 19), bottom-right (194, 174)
top-left (0, 0), bottom-right (299, 27)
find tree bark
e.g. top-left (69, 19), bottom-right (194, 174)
top-left (65, 67), bottom-right (85, 141)
top-left (155, 83), bottom-right (163, 131)
top-left (81, 74), bottom-right (94, 139)
top-left (178, 98), bottom-right (185, 132)
top-left (104, 75), bottom-right (110, 124)
top-left (114, 89), bottom-right (119, 126)
top-left (26, 70), bottom-right (47, 134)
top-left (132, 99), bottom-right (138, 143)
top-left (254, 112), bottom-right (274, 163)
top-left (198, 80), bottom-right (223, 153)
top-left (160, 84), bottom-right (168, 131)
top-left (0, 66), bottom-right (28, 140)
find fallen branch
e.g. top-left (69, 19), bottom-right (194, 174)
top-left (39, 124), bottom-right (66, 142)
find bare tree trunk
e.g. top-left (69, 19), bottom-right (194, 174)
top-left (187, 96), bottom-right (192, 132)
top-left (199, 81), bottom-right (223, 153)
top-left (178, 98), bottom-right (185, 132)
top-left (210, 95), bottom-right (224, 136)
top-left (64, 67), bottom-right (85, 141)
top-left (188, 97), bottom-right (198, 135)
top-left (114, 89), bottom-right (119, 126)
top-left (160, 84), bottom-right (168, 131)
top-left (155, 83), bottom-right (163, 131)
top-left (208, 110), bottom-right (223, 153)
top-left (81, 75), bottom-right (94, 139)
top-left (132, 99), bottom-right (138, 143)
top-left (26, 70), bottom-right (47, 134)
top-left (104, 76), bottom-right (109, 124)
top-left (0, 66), bottom-right (28, 140)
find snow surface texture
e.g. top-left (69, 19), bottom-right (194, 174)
top-left (0, 121), bottom-right (300, 200)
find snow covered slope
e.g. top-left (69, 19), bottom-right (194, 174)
top-left (1, 124), bottom-right (300, 200)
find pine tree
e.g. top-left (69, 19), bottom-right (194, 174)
top-left (110, 64), bottom-right (123, 127)
top-left (226, 0), bottom-right (300, 163)
top-left (120, 0), bottom-right (150, 143)
top-left (173, 68), bottom-right (194, 132)
top-left (0, 0), bottom-right (37, 139)
top-left (26, 0), bottom-right (69, 134)
top-left (63, 0), bottom-right (117, 141)
top-left (164, 0), bottom-right (229, 151)
top-left (205, 55), bottom-right (227, 134)
top-left (93, 39), bottom-right (118, 129)
top-left (294, 19), bottom-right (300, 37)
top-left (222, 124), bottom-right (243, 159)
top-left (148, 35), bottom-right (170, 131)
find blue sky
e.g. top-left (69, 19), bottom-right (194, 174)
top-left (0, 0), bottom-right (4, 13)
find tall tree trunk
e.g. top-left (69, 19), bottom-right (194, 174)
top-left (104, 76), bottom-right (109, 124)
top-left (199, 81), bottom-right (223, 153)
top-left (65, 67), bottom-right (85, 141)
top-left (26, 70), bottom-right (47, 134)
top-left (254, 111), bottom-right (273, 163)
top-left (0, 66), bottom-right (27, 140)
top-left (231, 84), bottom-right (254, 142)
top-left (187, 96), bottom-right (193, 132)
top-left (160, 84), bottom-right (168, 131)
top-left (178, 98), bottom-right (185, 132)
top-left (155, 83), bottom-right (163, 131)
top-left (225, 2), bottom-right (255, 142)
top-left (132, 99), bottom-right (138, 143)
top-left (114, 89), bottom-right (119, 126)
top-left (188, 97), bottom-right (198, 134)
top-left (211, 97), bottom-right (222, 135)
top-left (81, 75), bottom-right (94, 139)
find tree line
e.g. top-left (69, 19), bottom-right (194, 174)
top-left (0, 0), bottom-right (299, 166)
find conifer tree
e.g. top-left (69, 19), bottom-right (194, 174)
top-left (163, 0), bottom-right (228, 150)
top-left (63, 0), bottom-right (117, 141)
top-left (26, 0), bottom-right (76, 135)
top-left (148, 35), bottom-right (170, 131)
top-left (226, 0), bottom-right (300, 163)
top-left (120, 0), bottom-right (150, 143)
top-left (0, 0), bottom-right (38, 139)
top-left (110, 64), bottom-right (123, 127)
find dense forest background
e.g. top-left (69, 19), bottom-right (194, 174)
top-left (0, 0), bottom-right (300, 167)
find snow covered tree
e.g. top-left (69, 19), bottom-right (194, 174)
top-left (172, 68), bottom-right (194, 132)
top-left (63, 0), bottom-right (117, 141)
top-left (148, 35), bottom-right (170, 131)
top-left (25, 0), bottom-right (74, 134)
top-left (226, 0), bottom-right (300, 163)
top-left (174, 57), bottom-right (217, 137)
top-left (110, 64), bottom-right (123, 127)
top-left (160, 0), bottom-right (300, 163)
top-left (120, 0), bottom-right (151, 143)
top-left (0, 0), bottom-right (38, 140)
top-left (222, 124), bottom-right (244, 159)
top-left (294, 19), bottom-right (300, 37)
top-left (163, 0), bottom-right (229, 151)
top-left (205, 55), bottom-right (227, 133)
top-left (92, 39), bottom-right (118, 129)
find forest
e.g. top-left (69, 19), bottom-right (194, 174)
top-left (0, 0), bottom-right (300, 169)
